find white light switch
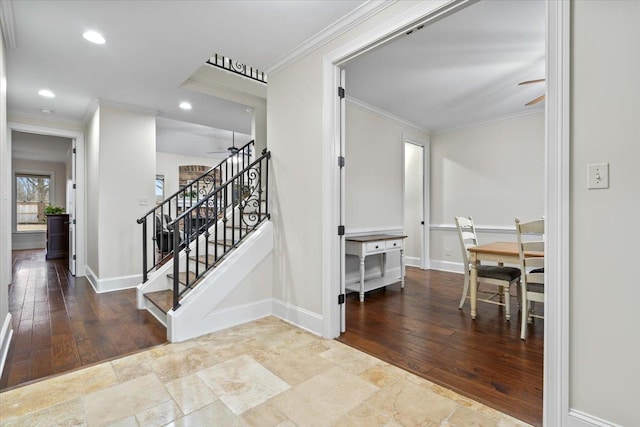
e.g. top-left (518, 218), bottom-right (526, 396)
top-left (587, 163), bottom-right (609, 189)
top-left (139, 196), bottom-right (149, 206)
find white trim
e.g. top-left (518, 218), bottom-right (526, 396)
top-left (197, 299), bottom-right (272, 336)
top-left (8, 121), bottom-right (86, 277)
top-left (347, 96), bottom-right (429, 133)
top-left (545, 0), bottom-right (571, 425)
top-left (345, 226), bottom-right (403, 237)
top-left (432, 108), bottom-right (544, 135)
top-left (12, 167), bottom-right (58, 233)
top-left (429, 259), bottom-right (464, 274)
top-left (85, 265), bottom-right (140, 293)
top-left (272, 298), bottom-right (323, 336)
top-left (430, 223), bottom-right (517, 235)
top-left (96, 99), bottom-right (158, 117)
top-left (0, 313), bottom-right (12, 378)
top-left (405, 256), bottom-right (421, 268)
top-left (263, 0), bottom-right (398, 75)
top-left (8, 111), bottom-right (84, 128)
top-left (568, 410), bottom-right (621, 427)
top-left (0, 0), bottom-right (17, 49)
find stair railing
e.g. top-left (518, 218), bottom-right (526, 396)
top-left (137, 140), bottom-right (254, 282)
top-left (168, 148), bottom-right (270, 310)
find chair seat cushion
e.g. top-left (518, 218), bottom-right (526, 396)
top-left (477, 265), bottom-right (521, 282)
top-left (531, 268), bottom-right (544, 274)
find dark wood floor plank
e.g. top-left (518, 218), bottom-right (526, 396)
top-left (0, 249), bottom-right (167, 390)
top-left (337, 267), bottom-right (543, 427)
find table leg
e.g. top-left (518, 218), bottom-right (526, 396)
top-left (381, 253), bottom-right (386, 278)
top-left (470, 260), bottom-right (478, 319)
top-left (359, 256), bottom-right (365, 302)
top-left (400, 248), bottom-right (405, 288)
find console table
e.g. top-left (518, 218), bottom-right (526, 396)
top-left (345, 234), bottom-right (407, 302)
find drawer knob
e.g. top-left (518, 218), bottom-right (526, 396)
top-left (375, 245), bottom-right (379, 249)
top-left (394, 243), bottom-right (397, 246)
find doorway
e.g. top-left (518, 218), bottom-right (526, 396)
top-left (323, 1), bottom-right (570, 425)
top-left (403, 138), bottom-right (428, 270)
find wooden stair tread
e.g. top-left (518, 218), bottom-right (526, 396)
top-left (208, 239), bottom-right (235, 247)
top-left (144, 290), bottom-right (173, 314)
top-left (167, 271), bottom-right (203, 287)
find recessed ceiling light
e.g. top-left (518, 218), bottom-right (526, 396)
top-left (38, 89), bottom-right (55, 98)
top-left (40, 109), bottom-right (52, 114)
top-left (83, 30), bottom-right (106, 44)
top-left (179, 102), bottom-right (192, 110)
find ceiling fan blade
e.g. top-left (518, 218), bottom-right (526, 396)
top-left (518, 78), bottom-right (545, 86)
top-left (525, 94), bottom-right (546, 106)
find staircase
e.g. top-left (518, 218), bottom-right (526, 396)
top-left (136, 143), bottom-right (271, 341)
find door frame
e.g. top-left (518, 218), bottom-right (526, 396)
top-left (321, 1), bottom-right (570, 425)
top-left (8, 122), bottom-right (86, 277)
top-left (402, 134), bottom-right (430, 270)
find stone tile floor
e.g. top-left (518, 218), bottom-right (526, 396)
top-left (0, 317), bottom-right (532, 426)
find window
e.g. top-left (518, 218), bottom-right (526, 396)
top-left (155, 175), bottom-right (165, 203)
top-left (16, 173), bottom-right (51, 232)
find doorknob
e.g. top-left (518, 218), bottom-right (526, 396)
top-left (421, 221), bottom-right (424, 225)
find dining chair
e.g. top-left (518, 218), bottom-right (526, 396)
top-left (455, 216), bottom-right (521, 320)
top-left (515, 217), bottom-right (545, 340)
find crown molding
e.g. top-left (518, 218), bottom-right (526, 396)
top-left (0, 0), bottom-right (17, 49)
top-left (346, 95), bottom-right (429, 133)
top-left (432, 108), bottom-right (545, 135)
top-left (8, 110), bottom-right (84, 128)
top-left (263, 0), bottom-right (397, 76)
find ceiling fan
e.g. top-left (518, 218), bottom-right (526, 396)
top-left (207, 131), bottom-right (241, 155)
top-left (518, 78), bottom-right (545, 106)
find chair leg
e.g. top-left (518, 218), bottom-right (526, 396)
top-left (520, 291), bottom-right (528, 340)
top-left (459, 271), bottom-right (470, 309)
top-left (504, 284), bottom-right (511, 321)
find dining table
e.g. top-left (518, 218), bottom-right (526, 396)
top-left (467, 241), bottom-right (544, 319)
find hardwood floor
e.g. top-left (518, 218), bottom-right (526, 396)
top-left (0, 250), bottom-right (167, 390)
top-left (337, 267), bottom-right (543, 426)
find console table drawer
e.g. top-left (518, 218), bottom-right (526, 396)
top-left (365, 241), bottom-right (385, 253)
top-left (385, 239), bottom-right (403, 250)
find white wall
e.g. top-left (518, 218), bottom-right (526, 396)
top-left (345, 100), bottom-right (427, 230)
top-left (267, 1), bottom-right (426, 325)
top-left (11, 158), bottom-right (67, 249)
top-left (570, 1), bottom-right (640, 425)
top-left (156, 151), bottom-right (223, 197)
top-left (429, 112), bottom-right (544, 267)
top-left (85, 105), bottom-right (156, 290)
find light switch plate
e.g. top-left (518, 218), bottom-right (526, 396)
top-left (139, 196), bottom-right (149, 206)
top-left (587, 163), bottom-right (609, 189)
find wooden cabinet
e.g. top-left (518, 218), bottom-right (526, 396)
top-left (46, 214), bottom-right (69, 260)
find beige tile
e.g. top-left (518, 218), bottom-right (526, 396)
top-left (269, 366), bottom-right (379, 427)
top-left (167, 401), bottom-right (243, 427)
top-left (0, 398), bottom-right (86, 427)
top-left (136, 400), bottom-right (182, 427)
top-left (0, 363), bottom-right (118, 419)
top-left (149, 345), bottom-right (218, 383)
top-left (332, 401), bottom-right (403, 427)
top-left (445, 406), bottom-right (500, 426)
top-left (164, 373), bottom-right (218, 415)
top-left (365, 377), bottom-right (457, 425)
top-left (82, 373), bottom-right (171, 426)
top-left (359, 363), bottom-right (406, 388)
top-left (497, 415), bottom-right (534, 427)
top-left (105, 417), bottom-right (138, 427)
top-left (255, 328), bottom-right (318, 354)
top-left (260, 346), bottom-right (334, 386)
top-left (197, 354), bottom-right (290, 415)
top-left (111, 351), bottom-right (153, 383)
top-left (241, 401), bottom-right (290, 426)
top-left (319, 343), bottom-right (383, 375)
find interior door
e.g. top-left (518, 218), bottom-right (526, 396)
top-left (339, 68), bottom-right (346, 333)
top-left (68, 139), bottom-right (76, 275)
top-left (404, 142), bottom-right (425, 268)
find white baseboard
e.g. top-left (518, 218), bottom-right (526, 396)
top-left (405, 256), bottom-right (421, 268)
top-left (272, 298), bottom-right (323, 336)
top-left (85, 265), bottom-right (141, 293)
top-left (429, 259), bottom-right (464, 274)
top-left (0, 313), bottom-right (13, 378)
top-left (569, 409), bottom-right (621, 427)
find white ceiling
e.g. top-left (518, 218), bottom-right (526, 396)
top-left (12, 131), bottom-right (72, 163)
top-left (5, 0), bottom-right (366, 135)
top-left (5, 0), bottom-right (545, 148)
top-left (344, 0), bottom-right (546, 131)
